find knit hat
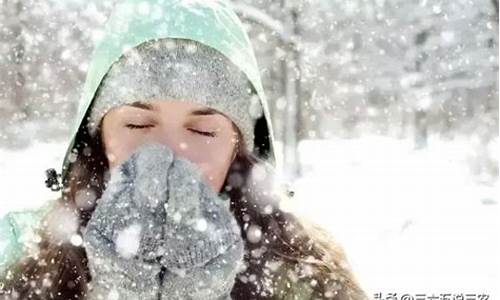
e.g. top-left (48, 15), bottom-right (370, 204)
top-left (86, 37), bottom-right (264, 154)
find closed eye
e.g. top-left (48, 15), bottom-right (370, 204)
top-left (125, 124), bottom-right (154, 129)
top-left (125, 124), bottom-right (216, 137)
top-left (188, 128), bottom-right (217, 137)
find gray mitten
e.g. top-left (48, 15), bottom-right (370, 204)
top-left (82, 143), bottom-right (244, 300)
top-left (157, 149), bottom-right (244, 299)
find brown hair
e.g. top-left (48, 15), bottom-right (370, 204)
top-left (0, 122), bottom-right (368, 300)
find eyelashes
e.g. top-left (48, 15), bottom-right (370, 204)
top-left (125, 124), bottom-right (217, 137)
top-left (189, 128), bottom-right (217, 137)
top-left (125, 124), bottom-right (154, 129)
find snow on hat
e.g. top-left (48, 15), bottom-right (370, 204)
top-left (86, 37), bottom-right (264, 154)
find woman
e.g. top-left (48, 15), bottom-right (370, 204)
top-left (0, 0), bottom-right (368, 299)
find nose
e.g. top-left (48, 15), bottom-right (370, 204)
top-left (144, 124), bottom-right (187, 160)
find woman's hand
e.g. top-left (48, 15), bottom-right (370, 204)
top-left (82, 143), bottom-right (244, 300)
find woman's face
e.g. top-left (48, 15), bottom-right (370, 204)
top-left (100, 99), bottom-right (239, 193)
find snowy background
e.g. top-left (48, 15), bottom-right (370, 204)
top-left (1, 0), bottom-right (498, 299)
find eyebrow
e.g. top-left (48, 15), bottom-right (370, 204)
top-left (190, 107), bottom-right (222, 116)
top-left (126, 101), bottom-right (155, 111)
top-left (125, 101), bottom-right (222, 116)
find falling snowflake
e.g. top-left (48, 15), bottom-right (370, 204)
top-left (114, 223), bottom-right (142, 259)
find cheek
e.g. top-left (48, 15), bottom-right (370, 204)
top-left (185, 144), bottom-right (234, 193)
top-left (197, 159), bottom-right (232, 193)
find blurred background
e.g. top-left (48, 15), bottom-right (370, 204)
top-left (1, 0), bottom-right (498, 298)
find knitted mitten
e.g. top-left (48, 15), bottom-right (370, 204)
top-left (82, 143), bottom-right (244, 300)
top-left (157, 147), bottom-right (244, 299)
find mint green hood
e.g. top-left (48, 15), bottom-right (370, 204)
top-left (61, 0), bottom-right (276, 181)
